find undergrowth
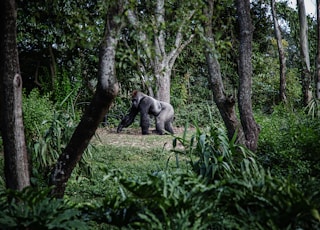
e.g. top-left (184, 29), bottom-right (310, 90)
top-left (1, 104), bottom-right (320, 229)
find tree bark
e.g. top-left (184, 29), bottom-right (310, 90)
top-left (316, 0), bottom-right (320, 99)
top-left (236, 0), bottom-right (260, 152)
top-left (271, 0), bottom-right (287, 103)
top-left (203, 0), bottom-right (245, 144)
top-left (49, 2), bottom-right (124, 198)
top-left (126, 0), bottom-right (194, 103)
top-left (0, 0), bottom-right (30, 190)
top-left (297, 0), bottom-right (312, 105)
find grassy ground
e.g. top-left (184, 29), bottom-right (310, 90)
top-left (65, 127), bottom-right (193, 203)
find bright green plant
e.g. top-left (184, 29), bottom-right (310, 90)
top-left (23, 89), bottom-right (54, 141)
top-left (31, 110), bottom-right (74, 172)
top-left (30, 91), bottom-right (93, 183)
top-left (172, 110), bottom-right (255, 182)
top-left (0, 187), bottom-right (87, 229)
top-left (53, 64), bottom-right (83, 107)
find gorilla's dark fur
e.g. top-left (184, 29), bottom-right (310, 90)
top-left (117, 90), bottom-right (174, 135)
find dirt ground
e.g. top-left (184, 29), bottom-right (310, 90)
top-left (92, 127), bottom-right (191, 150)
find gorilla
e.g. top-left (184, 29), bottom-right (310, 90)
top-left (117, 90), bottom-right (174, 135)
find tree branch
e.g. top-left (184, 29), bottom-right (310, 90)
top-left (126, 5), bottom-right (153, 61)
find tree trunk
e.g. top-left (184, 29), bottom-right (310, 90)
top-left (271, 0), bottom-right (287, 103)
top-left (126, 0), bottom-right (194, 103)
top-left (297, 0), bottom-right (312, 105)
top-left (155, 69), bottom-right (171, 103)
top-left (317, 0), bottom-right (320, 99)
top-left (236, 0), bottom-right (260, 152)
top-left (49, 2), bottom-right (124, 198)
top-left (203, 0), bottom-right (245, 144)
top-left (0, 0), bottom-right (30, 190)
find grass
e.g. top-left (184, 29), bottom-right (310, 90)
top-left (64, 127), bottom-right (193, 203)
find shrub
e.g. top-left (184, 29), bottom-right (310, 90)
top-left (27, 91), bottom-right (92, 184)
top-left (23, 89), bottom-right (54, 142)
top-left (174, 102), bottom-right (221, 127)
top-left (256, 105), bottom-right (320, 179)
top-left (0, 187), bottom-right (87, 229)
top-left (83, 164), bottom-right (320, 229)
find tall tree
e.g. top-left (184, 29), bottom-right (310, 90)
top-left (49, 1), bottom-right (124, 198)
top-left (317, 0), bottom-right (320, 99)
top-left (203, 0), bottom-right (245, 144)
top-left (298, 0), bottom-right (312, 105)
top-left (0, 0), bottom-right (30, 190)
top-left (126, 0), bottom-right (195, 103)
top-left (271, 0), bottom-right (287, 103)
top-left (236, 0), bottom-right (260, 151)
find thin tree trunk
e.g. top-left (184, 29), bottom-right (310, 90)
top-left (236, 0), bottom-right (260, 152)
top-left (203, 0), bottom-right (245, 144)
top-left (298, 0), bottom-right (312, 105)
top-left (271, 0), bottom-right (287, 103)
top-left (49, 2), bottom-right (124, 198)
top-left (316, 0), bottom-right (320, 99)
top-left (0, 0), bottom-right (30, 190)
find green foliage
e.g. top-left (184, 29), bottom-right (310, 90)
top-left (216, 167), bottom-right (320, 229)
top-left (26, 91), bottom-right (93, 184)
top-left (104, 95), bottom-right (132, 127)
top-left (23, 89), bottom-right (55, 141)
top-left (173, 121), bottom-right (257, 183)
top-left (17, 0), bottom-right (103, 94)
top-left (0, 187), bottom-right (87, 229)
top-left (82, 158), bottom-right (320, 229)
top-left (171, 74), bottom-right (189, 108)
top-left (305, 98), bottom-right (320, 119)
top-left (174, 102), bottom-right (221, 127)
top-left (31, 110), bottom-right (75, 173)
top-left (252, 47), bottom-right (301, 111)
top-left (257, 105), bottom-right (320, 179)
top-left (76, 115), bottom-right (320, 229)
top-left (53, 68), bottom-right (73, 105)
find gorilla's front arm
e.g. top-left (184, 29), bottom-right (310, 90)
top-left (117, 106), bottom-right (139, 133)
top-left (139, 99), bottom-right (153, 134)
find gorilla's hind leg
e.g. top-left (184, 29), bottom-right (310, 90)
top-left (155, 118), bottom-right (165, 135)
top-left (165, 121), bottom-right (174, 134)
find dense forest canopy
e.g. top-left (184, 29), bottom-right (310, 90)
top-left (13, 0), bottom-right (317, 108)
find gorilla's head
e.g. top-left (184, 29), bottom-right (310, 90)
top-left (131, 90), bottom-right (142, 108)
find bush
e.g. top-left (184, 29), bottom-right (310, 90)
top-left (174, 102), bottom-right (221, 127)
top-left (23, 89), bottom-right (54, 141)
top-left (257, 105), bottom-right (320, 179)
top-left (83, 160), bottom-right (320, 229)
top-left (0, 187), bottom-right (87, 229)
top-left (172, 121), bottom-right (256, 182)
top-left (24, 90), bottom-right (92, 184)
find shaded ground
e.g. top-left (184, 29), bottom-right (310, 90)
top-left (92, 127), bottom-right (192, 150)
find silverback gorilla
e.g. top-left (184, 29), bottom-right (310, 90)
top-left (117, 90), bottom-right (174, 135)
